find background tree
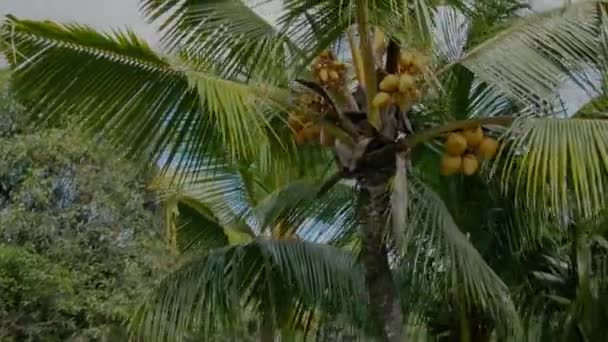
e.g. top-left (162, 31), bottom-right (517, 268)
top-left (0, 76), bottom-right (173, 341)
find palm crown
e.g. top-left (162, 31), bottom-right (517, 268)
top-left (3, 0), bottom-right (608, 340)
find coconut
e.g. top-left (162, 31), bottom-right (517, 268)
top-left (379, 74), bottom-right (400, 92)
top-left (478, 137), bottom-right (499, 160)
top-left (398, 74), bottom-right (416, 93)
top-left (463, 126), bottom-right (483, 147)
top-left (445, 132), bottom-right (467, 156)
top-left (462, 154), bottom-right (479, 176)
top-left (372, 92), bottom-right (392, 108)
top-left (329, 70), bottom-right (340, 81)
top-left (319, 69), bottom-right (329, 82)
top-left (399, 51), bottom-right (427, 75)
top-left (441, 154), bottom-right (462, 176)
top-left (392, 93), bottom-right (410, 109)
top-left (407, 87), bottom-right (422, 101)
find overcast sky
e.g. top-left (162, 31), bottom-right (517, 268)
top-left (1, 0), bottom-right (156, 44)
top-left (0, 0), bottom-right (567, 42)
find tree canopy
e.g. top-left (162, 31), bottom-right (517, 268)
top-left (0, 80), bottom-right (173, 341)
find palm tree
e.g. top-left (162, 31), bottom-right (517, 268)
top-left (507, 209), bottom-right (608, 342)
top-left (4, 0), bottom-right (608, 340)
top-left (143, 162), bottom-right (369, 340)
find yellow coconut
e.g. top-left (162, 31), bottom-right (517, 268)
top-left (445, 132), bottom-right (468, 156)
top-left (392, 93), bottom-right (410, 109)
top-left (379, 74), bottom-right (400, 92)
top-left (407, 87), bottom-right (422, 101)
top-left (400, 52), bottom-right (415, 67)
top-left (398, 74), bottom-right (416, 93)
top-left (372, 92), bottom-right (392, 108)
top-left (441, 154), bottom-right (462, 176)
top-left (329, 70), bottom-right (340, 81)
top-left (462, 126), bottom-right (484, 147)
top-left (478, 137), bottom-right (499, 160)
top-left (319, 69), bottom-right (329, 82)
top-left (400, 51), bottom-right (428, 74)
top-left (462, 154), bottom-right (479, 176)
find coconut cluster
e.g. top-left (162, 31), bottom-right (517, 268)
top-left (440, 126), bottom-right (499, 176)
top-left (372, 50), bottom-right (428, 110)
top-left (288, 92), bottom-right (336, 146)
top-left (313, 50), bottom-right (347, 89)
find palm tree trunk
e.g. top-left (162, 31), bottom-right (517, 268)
top-left (358, 179), bottom-right (405, 341)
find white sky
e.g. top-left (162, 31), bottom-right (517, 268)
top-left (0, 0), bottom-right (565, 42)
top-left (0, 0), bottom-right (156, 44)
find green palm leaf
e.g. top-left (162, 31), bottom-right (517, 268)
top-left (277, 0), bottom-right (353, 69)
top-left (459, 1), bottom-right (605, 107)
top-left (131, 240), bottom-right (367, 340)
top-left (1, 16), bottom-right (289, 180)
top-left (402, 177), bottom-right (522, 337)
top-left (140, 0), bottom-right (300, 81)
top-left (374, 0), bottom-right (437, 46)
top-left (174, 196), bottom-right (232, 251)
top-left (254, 176), bottom-right (360, 246)
top-left (495, 118), bottom-right (608, 220)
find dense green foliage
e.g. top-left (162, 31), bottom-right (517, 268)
top-left (0, 245), bottom-right (76, 339)
top-left (0, 85), bottom-right (172, 341)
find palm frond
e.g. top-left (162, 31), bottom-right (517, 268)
top-left (254, 175), bottom-right (360, 246)
top-left (163, 161), bottom-right (262, 231)
top-left (459, 1), bottom-right (605, 108)
top-left (400, 177), bottom-right (522, 337)
top-left (174, 195), bottom-right (232, 252)
top-left (494, 118), bottom-right (608, 220)
top-left (467, 79), bottom-right (520, 118)
top-left (1, 16), bottom-right (291, 181)
top-left (369, 0), bottom-right (437, 48)
top-left (130, 240), bottom-right (367, 340)
top-left (434, 4), bottom-right (469, 62)
top-left (140, 0), bottom-right (300, 81)
top-left (278, 0), bottom-right (353, 65)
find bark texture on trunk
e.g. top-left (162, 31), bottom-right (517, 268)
top-left (358, 179), bottom-right (405, 342)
